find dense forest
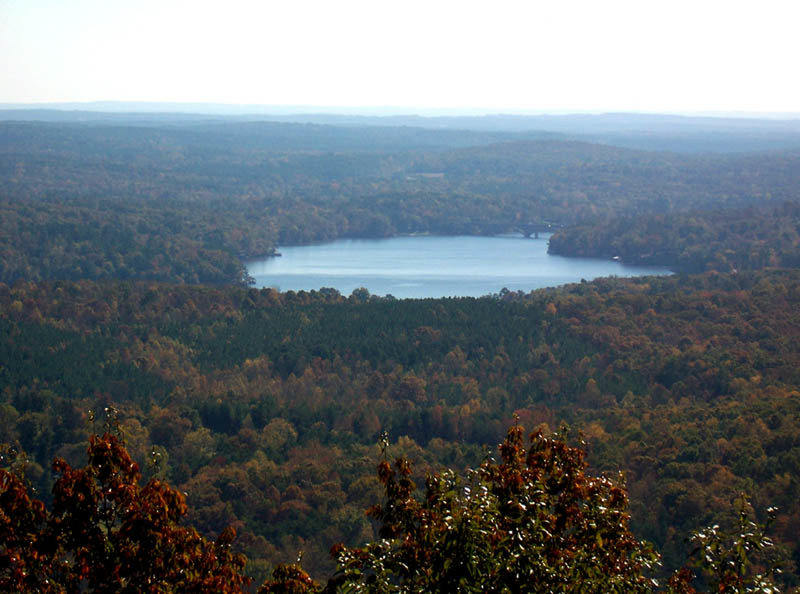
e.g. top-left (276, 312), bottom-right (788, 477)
top-left (2, 111), bottom-right (800, 589)
top-left (549, 202), bottom-right (800, 272)
top-left (2, 271), bottom-right (800, 586)
top-left (3, 118), bottom-right (800, 284)
top-left (3, 424), bottom-right (781, 592)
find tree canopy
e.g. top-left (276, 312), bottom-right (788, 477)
top-left (0, 431), bottom-right (250, 593)
top-left (1, 425), bottom-right (784, 593)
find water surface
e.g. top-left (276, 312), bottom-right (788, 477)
top-left (246, 235), bottom-right (670, 298)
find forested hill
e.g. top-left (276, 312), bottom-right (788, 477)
top-left (2, 271), bottom-right (800, 583)
top-left (5, 107), bottom-right (800, 152)
top-left (3, 119), bottom-right (800, 285)
top-left (0, 118), bottom-right (551, 153)
top-left (549, 202), bottom-right (800, 272)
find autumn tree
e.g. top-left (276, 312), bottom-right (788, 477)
top-left (3, 423), bottom-right (787, 593)
top-left (0, 432), bottom-right (250, 593)
top-left (323, 425), bottom-right (660, 593)
top-left (262, 425), bottom-right (785, 593)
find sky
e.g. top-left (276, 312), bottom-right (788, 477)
top-left (1, 0), bottom-right (799, 114)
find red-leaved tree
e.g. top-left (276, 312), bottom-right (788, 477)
top-left (1, 433), bottom-right (250, 593)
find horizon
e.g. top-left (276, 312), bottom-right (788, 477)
top-left (2, 100), bottom-right (799, 121)
top-left (2, 1), bottom-right (798, 115)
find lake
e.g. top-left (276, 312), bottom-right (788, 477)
top-left (245, 235), bottom-right (671, 299)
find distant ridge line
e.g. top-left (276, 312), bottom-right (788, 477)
top-left (1, 101), bottom-right (799, 121)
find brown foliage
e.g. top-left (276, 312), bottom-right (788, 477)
top-left (1, 433), bottom-right (250, 593)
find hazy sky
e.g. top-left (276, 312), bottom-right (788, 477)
top-left (1, 0), bottom-right (798, 113)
